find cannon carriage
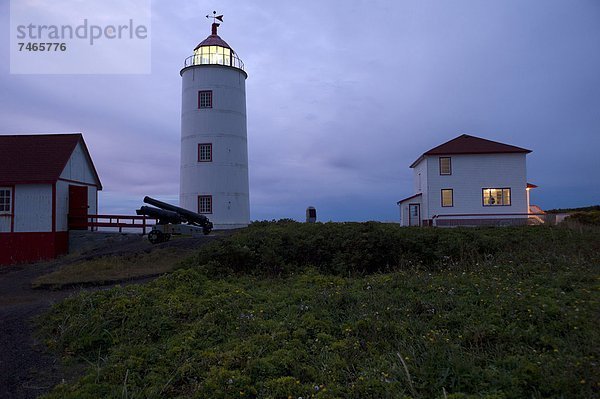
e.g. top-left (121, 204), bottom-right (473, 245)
top-left (136, 196), bottom-right (213, 244)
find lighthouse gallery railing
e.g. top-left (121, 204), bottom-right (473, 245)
top-left (183, 53), bottom-right (245, 71)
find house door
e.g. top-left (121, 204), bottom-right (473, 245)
top-left (68, 185), bottom-right (88, 230)
top-left (409, 204), bottom-right (420, 226)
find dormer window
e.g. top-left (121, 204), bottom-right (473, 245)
top-left (439, 157), bottom-right (451, 175)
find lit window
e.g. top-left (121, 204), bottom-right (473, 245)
top-left (482, 188), bottom-right (511, 206)
top-left (198, 143), bottom-right (212, 162)
top-left (198, 195), bottom-right (212, 214)
top-left (198, 90), bottom-right (213, 108)
top-left (193, 45), bottom-right (233, 66)
top-left (439, 157), bottom-right (451, 175)
top-left (0, 188), bottom-right (11, 213)
top-left (441, 189), bottom-right (453, 207)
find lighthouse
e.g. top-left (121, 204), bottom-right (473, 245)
top-left (179, 14), bottom-right (250, 229)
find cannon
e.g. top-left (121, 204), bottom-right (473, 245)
top-left (136, 206), bottom-right (183, 225)
top-left (136, 196), bottom-right (213, 244)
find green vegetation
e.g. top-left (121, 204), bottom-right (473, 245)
top-left (39, 223), bottom-right (600, 398)
top-left (546, 205), bottom-right (600, 214)
top-left (542, 205), bottom-right (600, 227)
top-left (33, 247), bottom-right (193, 289)
top-left (563, 211), bottom-right (600, 226)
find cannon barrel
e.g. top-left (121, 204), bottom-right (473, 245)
top-left (136, 206), bottom-right (184, 225)
top-left (143, 196), bottom-right (210, 227)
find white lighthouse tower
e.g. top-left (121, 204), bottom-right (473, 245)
top-left (179, 13), bottom-right (249, 229)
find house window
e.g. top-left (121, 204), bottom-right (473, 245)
top-left (198, 143), bottom-right (212, 162)
top-left (198, 195), bottom-right (212, 214)
top-left (198, 90), bottom-right (213, 108)
top-left (482, 188), bottom-right (511, 206)
top-left (441, 189), bottom-right (453, 207)
top-left (439, 157), bottom-right (451, 175)
top-left (0, 188), bottom-right (11, 213)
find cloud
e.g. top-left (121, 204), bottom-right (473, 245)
top-left (1, 0), bottom-right (599, 219)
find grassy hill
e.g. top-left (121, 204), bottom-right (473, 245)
top-left (39, 222), bottom-right (600, 398)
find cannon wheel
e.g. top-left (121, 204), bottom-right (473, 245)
top-left (148, 230), bottom-right (164, 244)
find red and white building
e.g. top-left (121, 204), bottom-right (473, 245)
top-left (398, 134), bottom-right (537, 226)
top-left (0, 134), bottom-right (101, 265)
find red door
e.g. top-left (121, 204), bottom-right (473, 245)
top-left (68, 185), bottom-right (88, 230)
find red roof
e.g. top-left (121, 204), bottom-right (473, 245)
top-left (410, 134), bottom-right (531, 167)
top-left (194, 34), bottom-right (231, 50)
top-left (0, 133), bottom-right (102, 188)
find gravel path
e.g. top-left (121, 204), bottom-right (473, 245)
top-left (0, 231), bottom-right (230, 399)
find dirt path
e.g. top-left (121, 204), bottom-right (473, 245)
top-left (0, 232), bottom-right (230, 399)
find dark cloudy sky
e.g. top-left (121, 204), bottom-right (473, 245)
top-left (1, 0), bottom-right (599, 221)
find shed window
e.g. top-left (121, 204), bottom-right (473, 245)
top-left (0, 188), bottom-right (11, 213)
top-left (482, 188), bottom-right (511, 206)
top-left (198, 195), bottom-right (212, 214)
top-left (441, 189), bottom-right (453, 207)
top-left (439, 157), bottom-right (451, 175)
top-left (198, 143), bottom-right (212, 162)
top-left (198, 90), bottom-right (213, 108)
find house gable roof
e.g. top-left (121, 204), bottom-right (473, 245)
top-left (0, 133), bottom-right (102, 189)
top-left (410, 134), bottom-right (531, 168)
top-left (396, 193), bottom-right (422, 205)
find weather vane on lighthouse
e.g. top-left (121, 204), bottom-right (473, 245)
top-left (206, 11), bottom-right (223, 24)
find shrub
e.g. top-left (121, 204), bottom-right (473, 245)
top-left (564, 211), bottom-right (600, 226)
top-left (184, 222), bottom-right (599, 277)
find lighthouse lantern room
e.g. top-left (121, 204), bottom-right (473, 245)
top-left (179, 13), bottom-right (249, 229)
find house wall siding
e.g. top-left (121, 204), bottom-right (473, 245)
top-left (425, 153), bottom-right (527, 219)
top-left (413, 158), bottom-right (428, 222)
top-left (13, 184), bottom-right (53, 232)
top-left (399, 196), bottom-right (423, 226)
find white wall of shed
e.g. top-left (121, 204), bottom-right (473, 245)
top-left (13, 184), bottom-right (52, 232)
top-left (0, 217), bottom-right (9, 232)
top-left (56, 180), bottom-right (98, 231)
top-left (60, 141), bottom-right (99, 185)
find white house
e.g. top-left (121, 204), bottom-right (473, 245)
top-left (398, 134), bottom-right (536, 227)
top-left (0, 133), bottom-right (102, 265)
